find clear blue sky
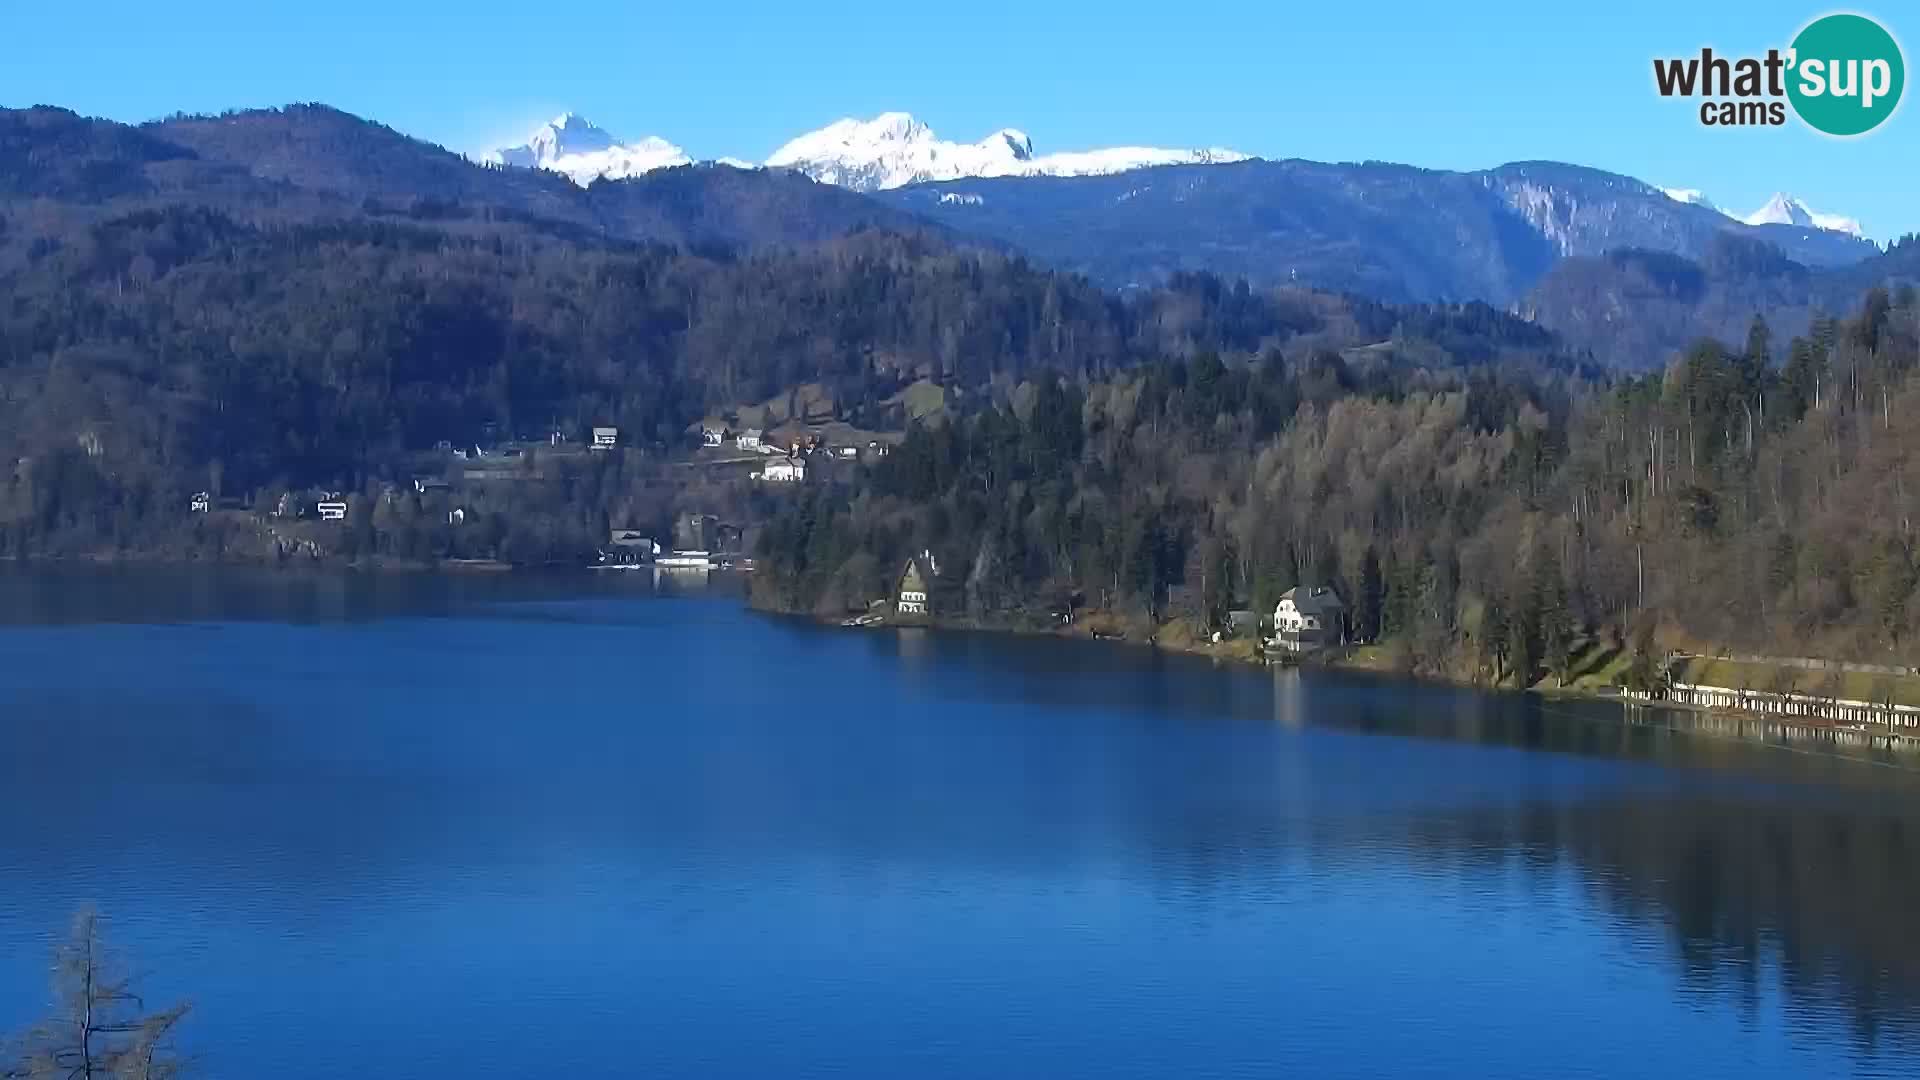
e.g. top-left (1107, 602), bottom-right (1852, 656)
top-left (5, 0), bottom-right (1913, 239)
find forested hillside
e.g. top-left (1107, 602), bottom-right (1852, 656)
top-left (1527, 232), bottom-right (1920, 368)
top-left (758, 286), bottom-right (1920, 672)
top-left (0, 105), bottom-right (952, 269)
top-left (7, 101), bottom-right (1920, 671)
top-left (0, 193), bottom-right (1551, 557)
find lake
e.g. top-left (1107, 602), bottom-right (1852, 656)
top-left (1, 566), bottom-right (1918, 1079)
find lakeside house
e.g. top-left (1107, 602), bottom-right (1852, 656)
top-left (590, 426), bottom-right (619, 451)
top-left (896, 552), bottom-right (937, 616)
top-left (737, 428), bottom-right (763, 451)
top-left (317, 500), bottom-right (348, 522)
top-left (701, 424), bottom-right (725, 447)
top-left (762, 459), bottom-right (806, 483)
top-left (602, 528), bottom-right (658, 565)
top-left (189, 492), bottom-right (212, 513)
top-left (1272, 585), bottom-right (1346, 653)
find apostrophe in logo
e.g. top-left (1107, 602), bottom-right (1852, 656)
top-left (1653, 12), bottom-right (1905, 136)
top-left (1788, 13), bottom-right (1904, 135)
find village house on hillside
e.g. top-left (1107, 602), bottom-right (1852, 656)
top-left (896, 551), bottom-right (938, 617)
top-left (1272, 585), bottom-right (1346, 653)
top-left (762, 459), bottom-right (806, 483)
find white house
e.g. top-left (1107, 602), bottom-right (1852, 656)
top-left (591, 427), bottom-right (619, 451)
top-left (189, 492), bottom-right (212, 513)
top-left (701, 425), bottom-right (725, 447)
top-left (317, 500), bottom-right (348, 522)
top-left (601, 528), bottom-right (657, 565)
top-left (762, 459), bottom-right (806, 483)
top-left (896, 553), bottom-right (936, 616)
top-left (737, 428), bottom-right (763, 451)
top-left (1272, 585), bottom-right (1346, 653)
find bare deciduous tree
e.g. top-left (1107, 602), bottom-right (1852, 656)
top-left (3, 911), bottom-right (190, 1080)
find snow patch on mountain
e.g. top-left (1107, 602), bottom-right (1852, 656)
top-left (1659, 187), bottom-right (1720, 212)
top-left (1658, 186), bottom-right (1864, 238)
top-left (484, 113), bottom-right (690, 186)
top-left (765, 112), bottom-right (1249, 191)
top-left (1743, 192), bottom-right (1864, 238)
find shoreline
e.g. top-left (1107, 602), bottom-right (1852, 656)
top-left (1, 552), bottom-right (524, 573)
top-left (10, 556), bottom-right (1915, 759)
top-left (771, 602), bottom-right (1920, 758)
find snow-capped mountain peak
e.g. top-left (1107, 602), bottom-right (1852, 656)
top-left (1657, 186), bottom-right (1865, 239)
top-left (1743, 192), bottom-right (1864, 238)
top-left (765, 112), bottom-right (1249, 191)
top-left (977, 128), bottom-right (1034, 160)
top-left (484, 114), bottom-right (690, 186)
top-left (486, 108), bottom-right (1247, 190)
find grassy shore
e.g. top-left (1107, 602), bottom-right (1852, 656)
top-left (800, 598), bottom-right (1641, 702)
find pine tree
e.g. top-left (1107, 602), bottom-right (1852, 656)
top-left (1507, 591), bottom-right (1542, 690)
top-left (1356, 545), bottom-right (1384, 643)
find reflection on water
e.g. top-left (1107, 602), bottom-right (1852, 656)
top-left (0, 568), bottom-right (1916, 1079)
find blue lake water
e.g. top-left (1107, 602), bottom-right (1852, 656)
top-left (1, 567), bottom-right (1918, 1078)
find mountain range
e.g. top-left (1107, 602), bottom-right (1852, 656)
top-left (484, 111), bottom-right (1249, 192)
top-left (483, 112), bottom-right (1873, 247)
top-left (2, 103), bottom-right (1910, 369)
top-left (872, 158), bottom-right (1877, 305)
top-left (468, 110), bottom-right (1882, 309)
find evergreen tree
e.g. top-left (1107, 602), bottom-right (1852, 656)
top-left (1356, 546), bottom-right (1384, 643)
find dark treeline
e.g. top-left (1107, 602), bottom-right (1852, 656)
top-left (757, 285), bottom-right (1920, 674)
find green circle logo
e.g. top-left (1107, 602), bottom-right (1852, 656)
top-left (1787, 13), bottom-right (1905, 136)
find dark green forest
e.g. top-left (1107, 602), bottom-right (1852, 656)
top-left (0, 196), bottom-right (1564, 560)
top-left (758, 286), bottom-right (1920, 675)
